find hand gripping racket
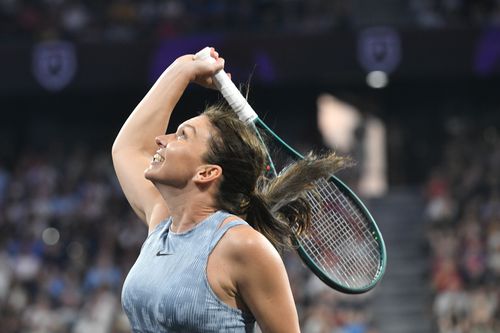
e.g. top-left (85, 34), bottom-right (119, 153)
top-left (195, 47), bottom-right (386, 294)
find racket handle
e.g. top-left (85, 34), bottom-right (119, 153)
top-left (194, 47), bottom-right (258, 124)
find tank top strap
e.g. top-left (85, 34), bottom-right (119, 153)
top-left (208, 212), bottom-right (249, 251)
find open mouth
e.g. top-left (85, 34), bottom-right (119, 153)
top-left (152, 153), bottom-right (165, 163)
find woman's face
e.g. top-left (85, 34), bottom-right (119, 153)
top-left (144, 115), bottom-right (215, 188)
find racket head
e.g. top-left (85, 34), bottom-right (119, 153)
top-left (253, 118), bottom-right (386, 294)
top-left (293, 176), bottom-right (387, 294)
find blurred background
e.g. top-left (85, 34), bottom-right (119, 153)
top-left (1, 0), bottom-right (500, 332)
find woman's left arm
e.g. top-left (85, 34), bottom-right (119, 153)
top-left (229, 229), bottom-right (301, 333)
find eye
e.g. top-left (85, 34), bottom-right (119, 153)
top-left (176, 130), bottom-right (187, 141)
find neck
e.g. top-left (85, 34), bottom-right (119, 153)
top-left (156, 183), bottom-right (218, 233)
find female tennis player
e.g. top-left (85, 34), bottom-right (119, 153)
top-left (112, 48), bottom-right (348, 333)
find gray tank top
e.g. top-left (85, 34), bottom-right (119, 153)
top-left (121, 211), bottom-right (256, 333)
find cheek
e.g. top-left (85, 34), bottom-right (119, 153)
top-left (165, 148), bottom-right (198, 165)
top-left (162, 149), bottom-right (203, 178)
top-left (174, 142), bottom-right (207, 162)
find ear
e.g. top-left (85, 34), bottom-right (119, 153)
top-left (193, 164), bottom-right (222, 184)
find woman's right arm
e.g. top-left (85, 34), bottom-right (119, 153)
top-left (112, 51), bottom-right (224, 230)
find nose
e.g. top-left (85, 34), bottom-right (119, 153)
top-left (155, 135), bottom-right (168, 147)
top-left (155, 134), bottom-right (176, 147)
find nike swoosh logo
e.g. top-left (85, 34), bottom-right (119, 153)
top-left (156, 251), bottom-right (173, 256)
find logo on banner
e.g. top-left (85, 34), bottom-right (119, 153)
top-left (357, 27), bottom-right (401, 74)
top-left (32, 41), bottom-right (77, 92)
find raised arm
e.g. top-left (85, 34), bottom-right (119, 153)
top-left (112, 50), bottom-right (224, 230)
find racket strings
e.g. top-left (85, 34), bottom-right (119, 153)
top-left (298, 178), bottom-right (382, 289)
top-left (312, 194), bottom-right (378, 286)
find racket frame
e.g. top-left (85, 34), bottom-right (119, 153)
top-left (256, 117), bottom-right (387, 294)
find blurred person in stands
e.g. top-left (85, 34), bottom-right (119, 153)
top-left (316, 94), bottom-right (387, 198)
top-left (112, 48), bottom-right (349, 332)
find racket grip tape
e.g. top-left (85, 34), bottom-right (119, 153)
top-left (194, 47), bottom-right (258, 124)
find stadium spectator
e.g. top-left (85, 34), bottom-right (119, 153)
top-left (2, 0), bottom-right (499, 42)
top-left (425, 119), bottom-right (500, 332)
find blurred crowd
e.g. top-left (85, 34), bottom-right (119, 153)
top-left (411, 0), bottom-right (500, 28)
top-left (0, 0), bottom-right (351, 42)
top-left (0, 146), bottom-right (143, 332)
top-left (0, 144), bottom-right (376, 333)
top-left (1, 0), bottom-right (500, 43)
top-left (424, 118), bottom-right (500, 333)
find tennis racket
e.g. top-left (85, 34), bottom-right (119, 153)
top-left (195, 47), bottom-right (386, 294)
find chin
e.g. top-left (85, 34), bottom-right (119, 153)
top-left (144, 168), bottom-right (169, 187)
top-left (144, 167), bottom-right (156, 181)
top-left (144, 165), bottom-right (188, 188)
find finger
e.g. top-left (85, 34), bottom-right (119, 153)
top-left (210, 47), bottom-right (219, 59)
top-left (227, 72), bottom-right (232, 80)
top-left (204, 78), bottom-right (220, 91)
top-left (213, 57), bottom-right (225, 72)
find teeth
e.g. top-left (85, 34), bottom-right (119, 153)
top-left (152, 153), bottom-right (164, 163)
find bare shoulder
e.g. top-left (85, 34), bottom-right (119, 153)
top-left (217, 222), bottom-right (282, 266)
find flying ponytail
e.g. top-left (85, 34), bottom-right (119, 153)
top-left (203, 105), bottom-right (352, 250)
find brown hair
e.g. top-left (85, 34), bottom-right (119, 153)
top-left (203, 104), bottom-right (351, 250)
